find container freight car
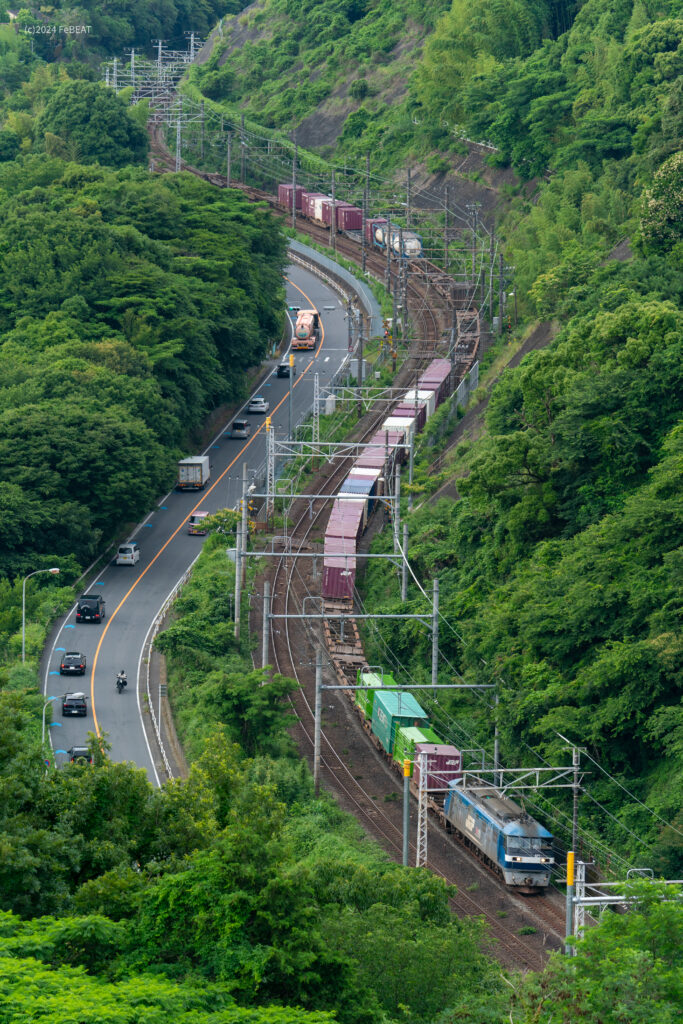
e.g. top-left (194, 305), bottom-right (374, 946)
top-left (278, 183), bottom-right (304, 211)
top-left (301, 192), bottom-right (330, 221)
top-left (412, 743), bottom-right (462, 792)
top-left (444, 783), bottom-right (554, 891)
top-left (322, 199), bottom-right (363, 231)
top-left (403, 388), bottom-right (437, 419)
top-left (371, 690), bottom-right (428, 756)
top-left (418, 359), bottom-right (453, 405)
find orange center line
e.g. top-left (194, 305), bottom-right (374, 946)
top-left (89, 276), bottom-right (325, 736)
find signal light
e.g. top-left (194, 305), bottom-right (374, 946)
top-left (288, 305), bottom-right (300, 313)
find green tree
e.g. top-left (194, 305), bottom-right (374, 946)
top-left (36, 81), bottom-right (148, 166)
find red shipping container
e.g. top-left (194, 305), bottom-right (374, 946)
top-left (337, 205), bottom-right (363, 231)
top-left (324, 535), bottom-right (357, 558)
top-left (321, 199), bottom-right (354, 227)
top-left (301, 192), bottom-right (328, 220)
top-left (413, 743), bottom-right (462, 792)
top-left (394, 402), bottom-right (426, 432)
top-left (278, 184), bottom-right (304, 211)
top-left (418, 359), bottom-right (453, 405)
top-left (322, 556), bottom-right (357, 600)
top-left (371, 427), bottom-right (407, 466)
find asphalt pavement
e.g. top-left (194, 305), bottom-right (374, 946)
top-left (43, 263), bottom-right (353, 781)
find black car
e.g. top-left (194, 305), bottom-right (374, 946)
top-left (76, 594), bottom-right (106, 623)
top-left (62, 692), bottom-right (87, 717)
top-left (60, 652), bottom-right (86, 676)
top-left (276, 362), bottom-right (296, 378)
top-left (67, 745), bottom-right (92, 764)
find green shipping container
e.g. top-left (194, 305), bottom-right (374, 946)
top-left (371, 690), bottom-right (428, 756)
top-left (393, 726), bottom-right (428, 772)
top-left (355, 671), bottom-right (397, 719)
top-left (393, 726), bottom-right (444, 771)
top-left (355, 671), bottom-right (382, 718)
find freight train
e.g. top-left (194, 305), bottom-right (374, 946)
top-left (278, 184), bottom-right (423, 258)
top-left (321, 357), bottom-right (555, 891)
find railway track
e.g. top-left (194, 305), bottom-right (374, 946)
top-left (148, 122), bottom-right (566, 968)
top-left (251, 427), bottom-right (563, 971)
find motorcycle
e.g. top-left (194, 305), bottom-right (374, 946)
top-left (116, 672), bottom-right (127, 694)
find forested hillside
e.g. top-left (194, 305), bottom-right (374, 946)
top-left (191, 0), bottom-right (683, 869)
top-left (0, 2), bottom-right (681, 1022)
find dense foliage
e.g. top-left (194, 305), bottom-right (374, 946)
top-left (3, 2), bottom-right (250, 59)
top-left (0, 160), bottom-right (285, 578)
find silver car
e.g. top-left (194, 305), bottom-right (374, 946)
top-left (228, 419), bottom-right (251, 439)
top-left (247, 396), bottom-right (269, 414)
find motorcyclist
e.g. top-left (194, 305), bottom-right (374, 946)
top-left (116, 669), bottom-right (127, 693)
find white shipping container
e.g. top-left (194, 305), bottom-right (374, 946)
top-left (312, 197), bottom-right (327, 223)
top-left (403, 388), bottom-right (436, 419)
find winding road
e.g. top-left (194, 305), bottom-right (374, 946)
top-left (42, 262), bottom-right (353, 780)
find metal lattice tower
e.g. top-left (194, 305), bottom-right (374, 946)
top-left (416, 751), bottom-right (428, 867)
top-left (574, 859), bottom-right (586, 952)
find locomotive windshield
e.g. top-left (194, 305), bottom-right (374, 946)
top-left (505, 837), bottom-right (546, 853)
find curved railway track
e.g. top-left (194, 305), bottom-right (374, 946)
top-left (252, 431), bottom-right (564, 971)
top-left (149, 123), bottom-right (565, 968)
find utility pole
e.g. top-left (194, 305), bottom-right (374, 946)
top-left (431, 579), bottom-right (439, 690)
top-left (498, 252), bottom-right (504, 333)
top-left (572, 746), bottom-right (581, 855)
top-left (266, 418), bottom-right (274, 522)
top-left (113, 56), bottom-right (118, 92)
top-left (357, 318), bottom-right (364, 418)
top-left (240, 461), bottom-right (248, 587)
top-left (444, 185), bottom-right (450, 271)
top-left (393, 464), bottom-right (401, 555)
top-left (200, 99), bottom-right (205, 161)
top-left (493, 689), bottom-right (500, 788)
top-left (175, 98), bottom-right (181, 173)
top-left (234, 461), bottom-right (248, 641)
top-left (406, 167), bottom-right (411, 229)
top-left (385, 216), bottom-right (391, 290)
top-left (401, 522), bottom-right (408, 602)
top-left (362, 152), bottom-right (369, 273)
top-left (240, 113), bottom-right (245, 183)
top-left (346, 300), bottom-right (353, 352)
top-left (489, 233), bottom-right (495, 323)
top-left (330, 168), bottom-right (336, 252)
top-left (262, 580), bottom-right (270, 669)
top-left (292, 132), bottom-right (297, 231)
top-left (226, 132), bottom-right (232, 187)
top-left (131, 48), bottom-right (135, 93)
top-left (288, 352), bottom-right (294, 440)
top-left (314, 649), bottom-right (322, 796)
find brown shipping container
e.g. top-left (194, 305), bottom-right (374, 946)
top-left (278, 184), bottom-right (304, 211)
top-left (322, 556), bottom-right (357, 600)
top-left (394, 402), bottom-right (426, 432)
top-left (413, 743), bottom-right (462, 792)
top-left (365, 217), bottom-right (388, 244)
top-left (338, 205), bottom-right (363, 231)
top-left (301, 192), bottom-right (328, 219)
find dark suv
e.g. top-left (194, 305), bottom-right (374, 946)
top-left (62, 692), bottom-right (87, 716)
top-left (76, 594), bottom-right (105, 623)
top-left (67, 746), bottom-right (93, 764)
top-left (276, 362), bottom-right (296, 378)
top-left (60, 652), bottom-right (86, 675)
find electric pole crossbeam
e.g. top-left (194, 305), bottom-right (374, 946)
top-left (458, 767), bottom-right (586, 794)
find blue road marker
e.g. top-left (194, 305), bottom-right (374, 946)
top-left (95, 582), bottom-right (105, 586)
top-left (49, 671), bottom-right (60, 676)
top-left (159, 505), bottom-right (168, 510)
top-left (212, 445), bottom-right (220, 449)
top-left (56, 647), bottom-right (66, 652)
top-left (65, 624), bottom-right (75, 629)
top-left (144, 523), bottom-right (153, 528)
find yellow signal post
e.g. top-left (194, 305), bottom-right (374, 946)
top-left (565, 851), bottom-right (575, 955)
top-left (402, 758), bottom-right (411, 866)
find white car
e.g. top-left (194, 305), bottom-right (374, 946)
top-left (115, 542), bottom-right (140, 566)
top-left (247, 396), bottom-right (269, 414)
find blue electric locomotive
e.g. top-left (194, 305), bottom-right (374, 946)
top-left (444, 784), bottom-right (554, 892)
